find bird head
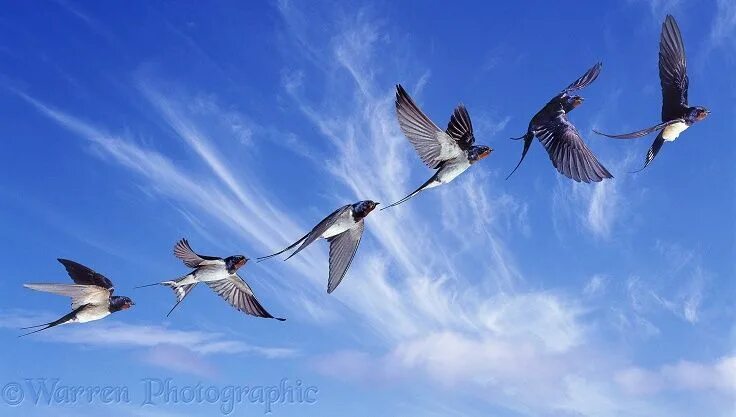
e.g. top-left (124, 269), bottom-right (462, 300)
top-left (110, 296), bottom-right (135, 312)
top-left (226, 255), bottom-right (248, 273)
top-left (691, 106), bottom-right (710, 122)
top-left (469, 145), bottom-right (493, 163)
top-left (353, 200), bottom-right (379, 218)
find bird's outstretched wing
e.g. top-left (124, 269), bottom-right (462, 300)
top-left (395, 84), bottom-right (463, 168)
top-left (537, 111), bottom-right (613, 183)
top-left (563, 62), bottom-right (603, 94)
top-left (659, 15), bottom-right (689, 121)
top-left (257, 205), bottom-right (353, 261)
top-left (445, 105), bottom-right (475, 150)
top-left (206, 275), bottom-right (285, 320)
top-left (326, 220), bottom-right (365, 294)
top-left (57, 259), bottom-right (114, 289)
top-left (23, 283), bottom-right (110, 310)
top-left (173, 239), bottom-right (222, 268)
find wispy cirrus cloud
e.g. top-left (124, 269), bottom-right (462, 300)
top-left (708, 0), bottom-right (736, 52)
top-left (9, 2), bottom-right (731, 416)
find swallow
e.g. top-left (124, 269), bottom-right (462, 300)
top-left (507, 62), bottom-right (612, 183)
top-left (137, 239), bottom-right (284, 320)
top-left (257, 200), bottom-right (379, 293)
top-left (21, 259), bottom-right (134, 336)
top-left (381, 84), bottom-right (492, 210)
top-left (594, 15), bottom-right (709, 171)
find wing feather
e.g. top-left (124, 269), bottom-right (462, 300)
top-left (283, 205), bottom-right (353, 260)
top-left (24, 283), bottom-right (110, 309)
top-left (57, 259), bottom-right (114, 289)
top-left (537, 112), bottom-right (613, 183)
top-left (326, 220), bottom-right (365, 294)
top-left (563, 62), bottom-right (603, 93)
top-left (659, 15), bottom-right (689, 120)
top-left (205, 275), bottom-right (284, 320)
top-left (445, 105), bottom-right (475, 150)
top-left (173, 239), bottom-right (222, 268)
top-left (396, 84), bottom-right (463, 168)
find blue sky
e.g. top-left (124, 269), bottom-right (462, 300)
top-left (0, 0), bottom-right (734, 416)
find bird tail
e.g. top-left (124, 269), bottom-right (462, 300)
top-left (161, 280), bottom-right (198, 317)
top-left (506, 131), bottom-right (534, 180)
top-left (593, 120), bottom-right (676, 140)
top-left (256, 232), bottom-right (309, 262)
top-left (381, 174), bottom-right (439, 211)
top-left (19, 306), bottom-right (84, 337)
top-left (510, 131), bottom-right (532, 141)
top-left (630, 132), bottom-right (665, 173)
top-left (133, 275), bottom-right (187, 289)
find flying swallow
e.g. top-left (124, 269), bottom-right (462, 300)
top-left (21, 259), bottom-right (134, 336)
top-left (381, 84), bottom-right (492, 210)
top-left (137, 239), bottom-right (284, 320)
top-left (507, 62), bottom-right (613, 183)
top-left (257, 200), bottom-right (379, 293)
top-left (594, 15), bottom-right (709, 171)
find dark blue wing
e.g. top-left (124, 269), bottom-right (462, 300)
top-left (659, 15), bottom-right (689, 121)
top-left (537, 111), bottom-right (613, 183)
top-left (57, 259), bottom-right (114, 289)
top-left (563, 62), bottom-right (603, 94)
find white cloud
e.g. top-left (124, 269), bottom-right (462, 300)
top-left (584, 274), bottom-right (608, 297)
top-left (616, 357), bottom-right (736, 397)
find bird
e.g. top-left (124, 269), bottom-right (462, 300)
top-left (593, 15), bottom-right (709, 171)
top-left (21, 259), bottom-right (134, 336)
top-left (381, 84), bottom-right (492, 210)
top-left (507, 62), bottom-right (613, 183)
top-left (136, 239), bottom-right (284, 320)
top-left (257, 200), bottom-right (379, 294)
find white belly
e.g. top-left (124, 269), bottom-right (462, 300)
top-left (322, 210), bottom-right (355, 238)
top-left (437, 158), bottom-right (471, 184)
top-left (661, 122), bottom-right (688, 142)
top-left (193, 267), bottom-right (229, 283)
top-left (75, 305), bottom-right (111, 323)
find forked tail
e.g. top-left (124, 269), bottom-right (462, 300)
top-left (381, 174), bottom-right (439, 211)
top-left (506, 131), bottom-right (534, 180)
top-left (256, 231), bottom-right (310, 262)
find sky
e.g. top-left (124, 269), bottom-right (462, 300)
top-left (0, 1), bottom-right (734, 416)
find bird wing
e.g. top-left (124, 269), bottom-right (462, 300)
top-left (445, 104), bottom-right (475, 150)
top-left (395, 84), bottom-right (463, 169)
top-left (326, 220), bottom-right (365, 294)
top-left (537, 111), bottom-right (613, 183)
top-left (24, 283), bottom-right (111, 310)
top-left (206, 275), bottom-right (284, 320)
top-left (282, 205), bottom-right (353, 260)
top-left (659, 15), bottom-right (689, 121)
top-left (57, 259), bottom-right (114, 289)
top-left (173, 238), bottom-right (223, 268)
top-left (562, 62), bottom-right (603, 94)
